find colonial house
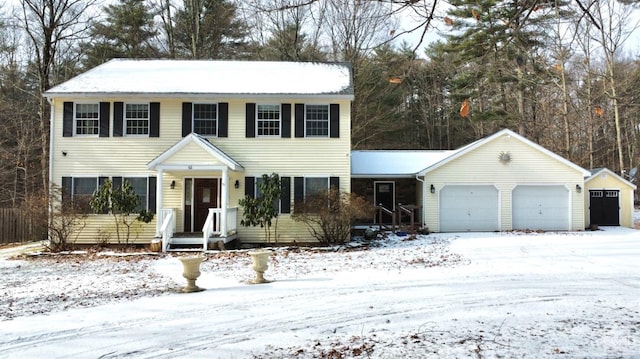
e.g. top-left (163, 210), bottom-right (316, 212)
top-left (45, 60), bottom-right (633, 252)
top-left (44, 59), bottom-right (353, 250)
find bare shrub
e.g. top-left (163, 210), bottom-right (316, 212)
top-left (292, 188), bottom-right (374, 245)
top-left (46, 184), bottom-right (87, 252)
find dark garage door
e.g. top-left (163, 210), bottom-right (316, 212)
top-left (589, 189), bottom-right (620, 226)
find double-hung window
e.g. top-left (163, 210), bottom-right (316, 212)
top-left (255, 176), bottom-right (281, 212)
top-left (257, 104), bottom-right (281, 137)
top-left (194, 103), bottom-right (217, 136)
top-left (75, 103), bottom-right (99, 135)
top-left (124, 177), bottom-right (149, 212)
top-left (305, 105), bottom-right (329, 137)
top-left (73, 177), bottom-right (98, 212)
top-left (305, 177), bottom-right (329, 199)
top-left (125, 103), bottom-right (149, 135)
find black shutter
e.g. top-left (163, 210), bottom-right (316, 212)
top-left (282, 104), bottom-right (291, 138)
top-left (330, 104), bottom-right (340, 138)
top-left (246, 103), bottom-right (256, 138)
top-left (182, 102), bottom-right (192, 137)
top-left (218, 102), bottom-right (228, 137)
top-left (148, 177), bottom-right (156, 213)
top-left (330, 176), bottom-right (340, 191)
top-left (294, 103), bottom-right (304, 138)
top-left (99, 102), bottom-right (110, 137)
top-left (294, 176), bottom-right (304, 212)
top-left (99, 176), bottom-right (109, 213)
top-left (63, 102), bottom-right (73, 137)
top-left (245, 176), bottom-right (255, 198)
top-left (61, 177), bottom-right (72, 208)
top-left (149, 102), bottom-right (160, 137)
top-left (281, 177), bottom-right (291, 214)
top-left (113, 102), bottom-right (123, 137)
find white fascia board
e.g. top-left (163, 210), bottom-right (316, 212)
top-left (585, 168), bottom-right (637, 189)
top-left (43, 92), bottom-right (355, 101)
top-left (154, 164), bottom-right (230, 171)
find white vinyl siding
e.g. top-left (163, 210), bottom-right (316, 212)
top-left (305, 104), bottom-right (329, 137)
top-left (74, 103), bottom-right (99, 135)
top-left (257, 104), bottom-right (280, 137)
top-left (193, 103), bottom-right (217, 136)
top-left (125, 103), bottom-right (149, 135)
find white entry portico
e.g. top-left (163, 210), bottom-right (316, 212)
top-left (147, 133), bottom-right (244, 251)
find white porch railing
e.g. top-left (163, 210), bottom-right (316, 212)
top-left (159, 207), bottom-right (237, 252)
top-left (159, 208), bottom-right (176, 252)
top-left (202, 207), bottom-right (238, 250)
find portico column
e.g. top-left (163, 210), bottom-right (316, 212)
top-left (220, 167), bottom-right (228, 236)
top-left (155, 169), bottom-right (164, 237)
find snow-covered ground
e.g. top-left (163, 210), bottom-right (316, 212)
top-left (1, 228), bottom-right (639, 358)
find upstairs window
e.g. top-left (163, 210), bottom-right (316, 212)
top-left (194, 103), bottom-right (217, 136)
top-left (257, 104), bottom-right (281, 137)
top-left (125, 103), bottom-right (149, 135)
top-left (305, 105), bottom-right (329, 137)
top-left (75, 103), bottom-right (100, 135)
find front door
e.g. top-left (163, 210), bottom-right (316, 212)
top-left (193, 178), bottom-right (219, 232)
top-left (374, 181), bottom-right (395, 223)
top-left (589, 189), bottom-right (620, 226)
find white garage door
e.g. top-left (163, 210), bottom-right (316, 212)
top-left (440, 185), bottom-right (499, 232)
top-left (512, 185), bottom-right (570, 231)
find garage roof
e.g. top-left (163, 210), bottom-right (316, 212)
top-left (351, 150), bottom-right (455, 178)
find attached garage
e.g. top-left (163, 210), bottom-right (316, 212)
top-left (512, 185), bottom-right (570, 231)
top-left (440, 185), bottom-right (499, 232)
top-left (419, 129), bottom-right (590, 232)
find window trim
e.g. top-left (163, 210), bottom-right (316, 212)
top-left (304, 104), bottom-right (330, 138)
top-left (73, 102), bottom-right (100, 136)
top-left (123, 102), bottom-right (150, 137)
top-left (192, 102), bottom-right (219, 137)
top-left (256, 103), bottom-right (282, 138)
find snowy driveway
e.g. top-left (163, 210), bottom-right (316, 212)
top-left (1, 228), bottom-right (639, 358)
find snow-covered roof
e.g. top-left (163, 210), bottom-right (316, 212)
top-left (351, 150), bottom-right (455, 178)
top-left (44, 59), bottom-right (354, 99)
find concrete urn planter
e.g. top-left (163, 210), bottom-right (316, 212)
top-left (248, 249), bottom-right (271, 284)
top-left (178, 255), bottom-right (205, 292)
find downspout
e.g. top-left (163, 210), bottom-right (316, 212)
top-left (415, 173), bottom-right (426, 228)
top-left (47, 96), bottom-right (55, 241)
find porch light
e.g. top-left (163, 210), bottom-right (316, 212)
top-left (430, 184), bottom-right (435, 194)
top-left (170, 180), bottom-right (176, 189)
top-left (576, 184), bottom-right (582, 193)
top-left (234, 180), bottom-right (240, 189)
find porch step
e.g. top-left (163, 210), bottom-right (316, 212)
top-left (164, 233), bottom-right (239, 252)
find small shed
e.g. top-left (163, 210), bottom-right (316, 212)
top-left (584, 168), bottom-right (636, 228)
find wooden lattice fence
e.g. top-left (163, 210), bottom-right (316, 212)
top-left (0, 208), bottom-right (38, 244)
